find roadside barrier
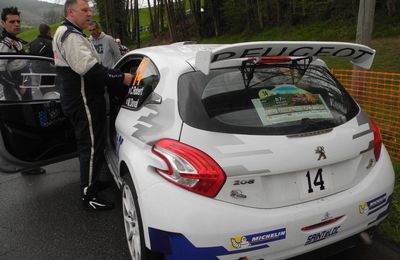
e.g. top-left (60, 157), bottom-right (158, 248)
top-left (331, 69), bottom-right (400, 162)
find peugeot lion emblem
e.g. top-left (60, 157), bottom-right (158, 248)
top-left (315, 146), bottom-right (327, 160)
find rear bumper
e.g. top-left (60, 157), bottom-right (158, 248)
top-left (139, 147), bottom-right (395, 260)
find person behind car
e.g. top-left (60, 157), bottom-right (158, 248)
top-left (88, 21), bottom-right (121, 69)
top-left (29, 23), bottom-right (56, 98)
top-left (53, 0), bottom-right (133, 211)
top-left (0, 7), bottom-right (46, 175)
top-left (115, 38), bottom-right (129, 56)
top-left (29, 23), bottom-right (54, 58)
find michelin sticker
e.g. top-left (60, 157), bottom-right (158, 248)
top-left (305, 226), bottom-right (340, 245)
top-left (359, 193), bottom-right (387, 215)
top-left (230, 228), bottom-right (286, 250)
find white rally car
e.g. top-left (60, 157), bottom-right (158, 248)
top-left (0, 41), bottom-right (395, 260)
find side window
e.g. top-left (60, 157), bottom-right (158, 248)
top-left (0, 57), bottom-right (57, 101)
top-left (122, 57), bottom-right (160, 110)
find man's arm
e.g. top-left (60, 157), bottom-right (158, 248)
top-left (62, 33), bottom-right (132, 87)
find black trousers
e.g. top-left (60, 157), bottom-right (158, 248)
top-left (62, 92), bottom-right (107, 196)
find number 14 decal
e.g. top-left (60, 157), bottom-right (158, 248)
top-left (306, 168), bottom-right (325, 193)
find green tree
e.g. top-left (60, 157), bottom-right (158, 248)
top-left (163, 0), bottom-right (188, 41)
top-left (94, 0), bottom-right (128, 41)
top-left (203, 0), bottom-right (225, 36)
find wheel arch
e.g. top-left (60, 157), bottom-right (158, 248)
top-left (119, 159), bottom-right (153, 252)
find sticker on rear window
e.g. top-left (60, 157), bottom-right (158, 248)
top-left (251, 85), bottom-right (333, 126)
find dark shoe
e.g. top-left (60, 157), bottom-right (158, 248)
top-left (21, 168), bottom-right (46, 175)
top-left (82, 195), bottom-right (114, 211)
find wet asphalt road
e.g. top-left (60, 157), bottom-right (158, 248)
top-left (0, 159), bottom-right (399, 260)
top-left (0, 159), bottom-right (130, 260)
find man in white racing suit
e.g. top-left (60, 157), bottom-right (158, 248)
top-left (53, 0), bottom-right (133, 211)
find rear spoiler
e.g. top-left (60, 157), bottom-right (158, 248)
top-left (195, 41), bottom-right (375, 74)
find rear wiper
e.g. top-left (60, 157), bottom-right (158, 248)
top-left (299, 118), bottom-right (336, 132)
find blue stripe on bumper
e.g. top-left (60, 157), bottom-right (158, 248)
top-left (148, 228), bottom-right (271, 260)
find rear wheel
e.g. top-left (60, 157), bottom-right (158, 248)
top-left (122, 174), bottom-right (147, 260)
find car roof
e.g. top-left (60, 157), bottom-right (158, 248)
top-left (131, 42), bottom-right (223, 61)
top-left (129, 42), bottom-right (225, 73)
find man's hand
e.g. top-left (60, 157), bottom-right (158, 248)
top-left (122, 73), bottom-right (134, 86)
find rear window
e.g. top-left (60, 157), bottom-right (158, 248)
top-left (178, 60), bottom-right (359, 135)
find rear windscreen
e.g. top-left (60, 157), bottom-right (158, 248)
top-left (178, 63), bottom-right (359, 135)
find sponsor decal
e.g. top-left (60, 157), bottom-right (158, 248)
top-left (368, 194), bottom-right (393, 226)
top-left (251, 85), bottom-right (333, 126)
top-left (305, 226), bottom-right (340, 245)
top-left (132, 58), bottom-right (150, 87)
top-left (230, 228), bottom-right (286, 250)
top-left (123, 58), bottom-right (150, 110)
top-left (359, 193), bottom-right (387, 215)
top-left (211, 45), bottom-right (374, 63)
top-left (115, 133), bottom-right (124, 157)
top-left (38, 102), bottom-right (62, 127)
top-left (359, 202), bottom-right (367, 214)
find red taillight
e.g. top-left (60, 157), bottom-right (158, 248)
top-left (370, 119), bottom-right (382, 161)
top-left (152, 139), bottom-right (226, 198)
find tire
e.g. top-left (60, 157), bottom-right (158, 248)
top-left (121, 173), bottom-right (149, 260)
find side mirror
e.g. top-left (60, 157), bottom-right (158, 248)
top-left (146, 92), bottom-right (162, 105)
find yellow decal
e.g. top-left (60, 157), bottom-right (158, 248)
top-left (133, 58), bottom-right (150, 87)
top-left (258, 89), bottom-right (273, 100)
top-left (230, 236), bottom-right (249, 249)
top-left (359, 202), bottom-right (366, 214)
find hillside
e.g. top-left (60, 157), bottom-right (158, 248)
top-left (0, 0), bottom-right (63, 28)
top-left (197, 19), bottom-right (400, 73)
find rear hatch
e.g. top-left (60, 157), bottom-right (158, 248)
top-left (178, 58), bottom-right (376, 208)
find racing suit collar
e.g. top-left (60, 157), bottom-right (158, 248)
top-left (1, 30), bottom-right (27, 44)
top-left (63, 19), bottom-right (84, 34)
